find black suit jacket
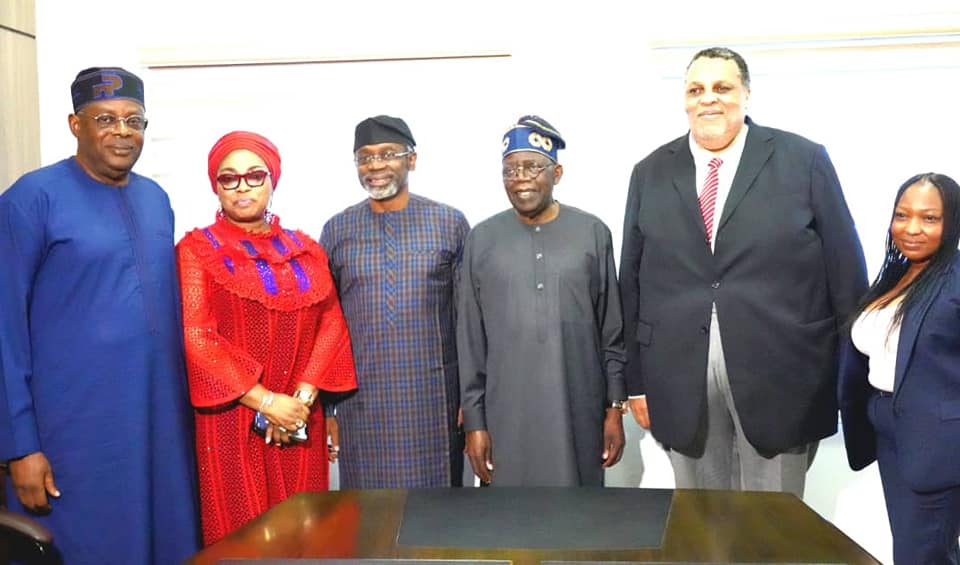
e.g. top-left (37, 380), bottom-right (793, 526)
top-left (619, 118), bottom-right (868, 455)
top-left (839, 254), bottom-right (960, 492)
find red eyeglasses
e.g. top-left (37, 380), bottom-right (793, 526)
top-left (216, 170), bottom-right (270, 190)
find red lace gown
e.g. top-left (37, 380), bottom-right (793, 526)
top-left (177, 215), bottom-right (357, 546)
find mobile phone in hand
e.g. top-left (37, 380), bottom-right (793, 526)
top-left (252, 412), bottom-right (307, 442)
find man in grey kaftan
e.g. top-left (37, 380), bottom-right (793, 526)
top-left (458, 115), bottom-right (627, 487)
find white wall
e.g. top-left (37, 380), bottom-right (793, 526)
top-left (33, 1), bottom-right (960, 562)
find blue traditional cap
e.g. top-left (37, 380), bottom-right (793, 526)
top-left (70, 67), bottom-right (145, 112)
top-left (502, 114), bottom-right (566, 162)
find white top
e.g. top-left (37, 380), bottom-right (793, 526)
top-left (850, 303), bottom-right (902, 392)
top-left (689, 123), bottom-right (749, 253)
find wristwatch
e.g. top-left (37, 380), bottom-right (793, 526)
top-left (293, 388), bottom-right (316, 407)
top-left (609, 399), bottom-right (627, 410)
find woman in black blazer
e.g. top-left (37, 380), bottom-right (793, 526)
top-left (839, 172), bottom-right (960, 564)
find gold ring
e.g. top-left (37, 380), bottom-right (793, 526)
top-left (296, 420), bottom-right (305, 429)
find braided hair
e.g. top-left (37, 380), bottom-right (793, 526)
top-left (852, 172), bottom-right (960, 328)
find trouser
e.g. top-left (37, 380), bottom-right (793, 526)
top-left (669, 309), bottom-right (816, 497)
top-left (869, 390), bottom-right (960, 565)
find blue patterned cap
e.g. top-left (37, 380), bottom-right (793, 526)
top-left (71, 67), bottom-right (145, 112)
top-left (502, 115), bottom-right (566, 162)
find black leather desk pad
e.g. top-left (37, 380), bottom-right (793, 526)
top-left (397, 487), bottom-right (673, 550)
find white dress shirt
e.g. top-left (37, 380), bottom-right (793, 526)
top-left (689, 124), bottom-right (750, 253)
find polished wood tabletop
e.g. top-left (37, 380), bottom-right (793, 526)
top-left (187, 488), bottom-right (880, 564)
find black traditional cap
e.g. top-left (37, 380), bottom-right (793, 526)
top-left (502, 115), bottom-right (566, 161)
top-left (354, 115), bottom-right (416, 152)
top-left (71, 67), bottom-right (145, 112)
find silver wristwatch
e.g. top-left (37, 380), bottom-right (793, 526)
top-left (293, 388), bottom-right (316, 407)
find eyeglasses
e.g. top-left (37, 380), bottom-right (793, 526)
top-left (502, 163), bottom-right (553, 180)
top-left (77, 111), bottom-right (148, 132)
top-left (354, 150), bottom-right (413, 167)
top-left (216, 170), bottom-right (271, 190)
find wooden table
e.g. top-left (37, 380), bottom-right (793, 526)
top-left (187, 488), bottom-right (880, 564)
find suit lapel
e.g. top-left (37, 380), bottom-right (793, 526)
top-left (668, 139), bottom-right (704, 236)
top-left (893, 267), bottom-right (951, 396)
top-left (717, 120), bottom-right (773, 233)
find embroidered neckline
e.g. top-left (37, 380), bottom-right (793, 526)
top-left (183, 217), bottom-right (334, 311)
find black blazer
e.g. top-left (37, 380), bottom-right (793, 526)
top-left (839, 254), bottom-right (960, 492)
top-left (619, 118), bottom-right (868, 455)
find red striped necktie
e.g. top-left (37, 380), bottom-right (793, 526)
top-left (698, 157), bottom-right (723, 245)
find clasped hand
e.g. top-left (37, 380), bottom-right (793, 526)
top-left (262, 393), bottom-right (310, 446)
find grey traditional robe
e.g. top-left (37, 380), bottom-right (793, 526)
top-left (458, 204), bottom-right (626, 486)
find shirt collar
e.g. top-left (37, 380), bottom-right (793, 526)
top-left (688, 120), bottom-right (750, 170)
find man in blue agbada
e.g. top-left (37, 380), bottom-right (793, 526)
top-left (0, 67), bottom-right (199, 563)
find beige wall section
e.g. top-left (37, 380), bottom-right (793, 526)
top-left (0, 0), bottom-right (36, 32)
top-left (0, 0), bottom-right (40, 192)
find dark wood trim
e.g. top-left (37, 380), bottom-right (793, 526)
top-left (0, 24), bottom-right (35, 39)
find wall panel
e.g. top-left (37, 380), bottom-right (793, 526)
top-left (0, 0), bottom-right (40, 192)
top-left (0, 0), bottom-right (36, 32)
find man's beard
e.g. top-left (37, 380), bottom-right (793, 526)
top-left (363, 178), bottom-right (400, 200)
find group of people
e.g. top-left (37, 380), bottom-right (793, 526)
top-left (0, 46), bottom-right (956, 564)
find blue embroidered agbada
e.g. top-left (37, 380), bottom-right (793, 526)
top-left (321, 194), bottom-right (469, 488)
top-left (0, 158), bottom-right (200, 563)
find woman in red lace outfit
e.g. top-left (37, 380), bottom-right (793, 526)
top-left (177, 131), bottom-right (357, 545)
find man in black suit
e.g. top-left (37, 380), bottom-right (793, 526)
top-left (619, 47), bottom-right (868, 496)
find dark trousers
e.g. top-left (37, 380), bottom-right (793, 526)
top-left (869, 391), bottom-right (960, 564)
